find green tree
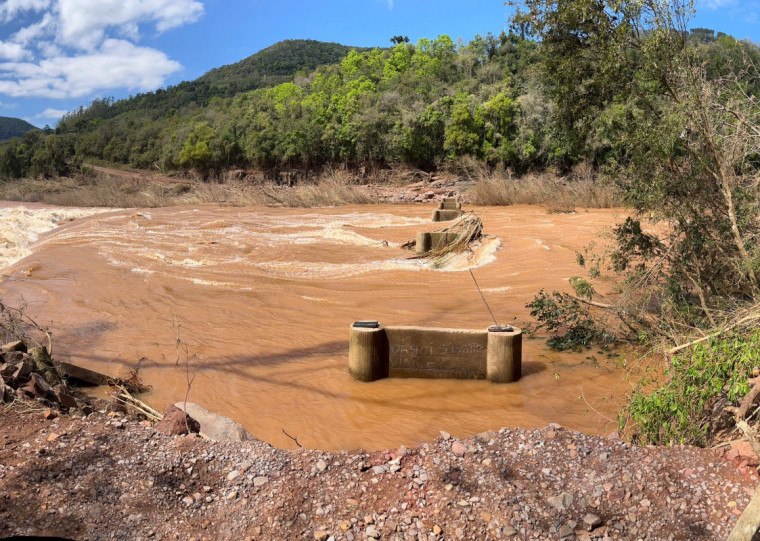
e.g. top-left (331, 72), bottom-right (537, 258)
top-left (513, 0), bottom-right (760, 342)
top-left (179, 122), bottom-right (218, 176)
top-left (444, 94), bottom-right (482, 158)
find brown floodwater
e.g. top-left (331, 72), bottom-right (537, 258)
top-left (0, 203), bottom-right (632, 450)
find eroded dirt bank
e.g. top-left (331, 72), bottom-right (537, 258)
top-left (0, 407), bottom-right (756, 541)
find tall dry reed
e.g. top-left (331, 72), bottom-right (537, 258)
top-left (0, 170), bottom-right (376, 208)
top-left (459, 159), bottom-right (620, 211)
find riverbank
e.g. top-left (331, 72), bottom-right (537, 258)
top-left (0, 403), bottom-right (756, 541)
top-left (0, 164), bottom-right (620, 210)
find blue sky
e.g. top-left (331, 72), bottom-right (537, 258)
top-left (0, 0), bottom-right (753, 128)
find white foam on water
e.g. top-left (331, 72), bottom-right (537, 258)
top-left (253, 237), bottom-right (502, 279)
top-left (483, 286), bottom-right (512, 293)
top-left (264, 212), bottom-right (427, 230)
top-left (535, 239), bottom-right (551, 251)
top-left (0, 206), bottom-right (111, 270)
top-left (414, 237), bottom-right (502, 272)
top-left (254, 259), bottom-right (423, 279)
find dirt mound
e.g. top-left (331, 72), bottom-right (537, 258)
top-left (0, 407), bottom-right (756, 540)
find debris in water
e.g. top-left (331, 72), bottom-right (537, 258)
top-left (405, 212), bottom-right (485, 260)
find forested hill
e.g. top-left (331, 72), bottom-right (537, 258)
top-left (59, 40), bottom-right (369, 127)
top-left (198, 40), bottom-right (373, 91)
top-left (0, 117), bottom-right (35, 141)
top-left (1, 28), bottom-right (756, 179)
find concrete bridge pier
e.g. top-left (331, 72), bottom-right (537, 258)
top-left (348, 324), bottom-right (388, 382)
top-left (486, 326), bottom-right (522, 383)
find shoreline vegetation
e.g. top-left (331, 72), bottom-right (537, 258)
top-left (0, 159), bottom-right (620, 210)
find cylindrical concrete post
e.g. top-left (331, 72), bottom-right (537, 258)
top-left (486, 326), bottom-right (522, 383)
top-left (349, 325), bottom-right (388, 382)
top-left (416, 232), bottom-right (432, 254)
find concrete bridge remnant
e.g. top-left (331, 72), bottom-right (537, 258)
top-left (415, 231), bottom-right (461, 254)
top-left (432, 197), bottom-right (464, 222)
top-left (348, 322), bottom-right (522, 383)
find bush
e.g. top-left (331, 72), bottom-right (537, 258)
top-left (526, 285), bottom-right (614, 351)
top-left (622, 331), bottom-right (760, 446)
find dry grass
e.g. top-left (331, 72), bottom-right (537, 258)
top-left (0, 160), bottom-right (620, 210)
top-left (0, 169), bottom-right (376, 208)
top-left (0, 174), bottom-right (192, 208)
top-left (185, 171), bottom-right (375, 207)
top-left (460, 159), bottom-right (621, 210)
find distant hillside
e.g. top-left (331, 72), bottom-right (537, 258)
top-left (4, 27), bottom-right (757, 179)
top-left (59, 39), bottom-right (370, 127)
top-left (0, 117), bottom-right (35, 141)
top-left (198, 39), bottom-right (373, 94)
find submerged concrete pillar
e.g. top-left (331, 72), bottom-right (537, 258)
top-left (438, 200), bottom-right (462, 210)
top-left (348, 323), bottom-right (388, 382)
top-left (432, 209), bottom-right (463, 222)
top-left (416, 231), bottom-right (432, 254)
top-left (486, 326), bottom-right (522, 383)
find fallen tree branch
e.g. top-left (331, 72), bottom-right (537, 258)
top-left (282, 428), bottom-right (303, 448)
top-left (667, 332), bottom-right (721, 356)
top-left (667, 309), bottom-right (760, 356)
top-left (112, 384), bottom-right (162, 421)
top-left (726, 377), bottom-right (760, 421)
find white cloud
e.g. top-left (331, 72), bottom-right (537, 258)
top-left (0, 0), bottom-right (204, 100)
top-left (35, 107), bottom-right (68, 118)
top-left (11, 13), bottom-right (54, 46)
top-left (0, 39), bottom-right (181, 98)
top-left (0, 41), bottom-right (29, 61)
top-left (0, 0), bottom-right (51, 21)
top-left (57, 0), bottom-right (204, 49)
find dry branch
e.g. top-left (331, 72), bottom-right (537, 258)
top-left (667, 308), bottom-right (760, 355)
top-left (111, 384), bottom-right (162, 422)
top-left (408, 212), bottom-right (485, 260)
top-left (726, 377), bottom-right (760, 421)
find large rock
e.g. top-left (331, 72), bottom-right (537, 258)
top-left (30, 347), bottom-right (62, 387)
top-left (11, 358), bottom-right (34, 382)
top-left (0, 362), bottom-right (15, 379)
top-left (55, 360), bottom-right (112, 386)
top-left (22, 372), bottom-right (54, 400)
top-left (155, 405), bottom-right (200, 436)
top-left (0, 378), bottom-right (13, 403)
top-left (173, 402), bottom-right (254, 442)
top-left (4, 351), bottom-right (28, 366)
top-left (30, 346), bottom-right (54, 368)
top-left (1, 340), bottom-right (27, 354)
top-left (730, 440), bottom-right (760, 466)
top-left (53, 385), bottom-right (79, 410)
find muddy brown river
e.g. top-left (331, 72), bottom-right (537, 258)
top-left (0, 203), bottom-right (631, 450)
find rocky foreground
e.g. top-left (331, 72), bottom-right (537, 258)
top-left (1, 403), bottom-right (758, 541)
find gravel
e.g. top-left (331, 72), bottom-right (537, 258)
top-left (0, 407), bottom-right (757, 540)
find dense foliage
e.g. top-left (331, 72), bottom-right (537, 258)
top-left (510, 0), bottom-right (760, 341)
top-left (57, 40), bottom-right (368, 128)
top-left (1, 28), bottom-right (757, 181)
top-left (507, 0), bottom-right (760, 454)
top-left (624, 331), bottom-right (760, 445)
top-left (51, 33), bottom-right (535, 174)
top-left (0, 117), bottom-right (35, 142)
